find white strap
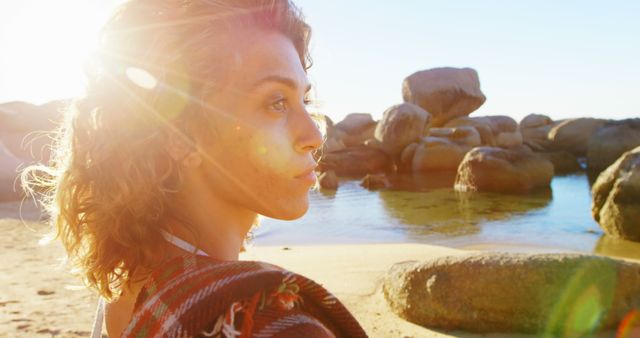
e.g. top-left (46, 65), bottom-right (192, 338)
top-left (90, 297), bottom-right (105, 338)
top-left (160, 229), bottom-right (210, 257)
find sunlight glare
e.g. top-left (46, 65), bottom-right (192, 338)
top-left (126, 67), bottom-right (159, 90)
top-left (0, 0), bottom-right (122, 103)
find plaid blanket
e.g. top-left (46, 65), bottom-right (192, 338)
top-left (121, 254), bottom-right (368, 337)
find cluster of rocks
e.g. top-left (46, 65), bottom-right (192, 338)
top-left (315, 67), bottom-right (640, 244)
top-left (317, 67), bottom-right (640, 195)
top-left (0, 100), bottom-right (66, 201)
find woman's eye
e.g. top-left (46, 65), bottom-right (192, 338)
top-left (269, 98), bottom-right (288, 113)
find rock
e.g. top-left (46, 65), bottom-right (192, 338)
top-left (455, 146), bottom-right (554, 193)
top-left (537, 151), bottom-right (582, 175)
top-left (548, 118), bottom-right (607, 156)
top-left (520, 113), bottom-right (553, 129)
top-left (318, 170), bottom-right (338, 190)
top-left (0, 141), bottom-right (23, 201)
top-left (591, 146), bottom-right (640, 241)
top-left (412, 137), bottom-right (470, 172)
top-left (341, 123), bottom-right (376, 147)
top-left (321, 137), bottom-right (346, 154)
top-left (520, 114), bottom-right (555, 151)
top-left (522, 126), bottom-right (553, 151)
top-left (0, 100), bottom-right (66, 164)
top-left (445, 115), bottom-right (522, 148)
top-left (334, 113), bottom-right (376, 135)
top-left (360, 173), bottom-right (390, 190)
top-left (317, 146), bottom-right (390, 177)
top-left (587, 119), bottom-right (640, 178)
top-left (406, 127), bottom-right (481, 172)
top-left (314, 113), bottom-right (335, 136)
top-left (374, 103), bottom-right (430, 157)
top-left (383, 253), bottom-right (640, 334)
top-left (363, 137), bottom-right (382, 150)
top-left (332, 113), bottom-right (378, 147)
top-left (428, 126), bottom-right (481, 148)
top-left (0, 100), bottom-right (63, 133)
top-left (398, 143), bottom-right (419, 173)
top-left (495, 131), bottom-right (523, 148)
top-left (471, 123), bottom-right (495, 146)
top-left (402, 67), bottom-right (486, 127)
top-left (446, 115), bottom-right (518, 134)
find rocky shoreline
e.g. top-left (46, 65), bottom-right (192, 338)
top-left (1, 66), bottom-right (639, 336)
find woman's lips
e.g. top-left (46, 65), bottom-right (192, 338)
top-left (295, 170), bottom-right (317, 184)
top-left (294, 166), bottom-right (318, 184)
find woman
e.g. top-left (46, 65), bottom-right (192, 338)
top-left (23, 0), bottom-right (367, 337)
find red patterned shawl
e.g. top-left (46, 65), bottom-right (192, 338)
top-left (121, 254), bottom-right (368, 337)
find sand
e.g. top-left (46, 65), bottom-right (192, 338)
top-left (0, 201), bottom-right (623, 337)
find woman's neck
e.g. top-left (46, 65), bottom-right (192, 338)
top-left (165, 190), bottom-right (258, 261)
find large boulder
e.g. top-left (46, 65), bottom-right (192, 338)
top-left (548, 118), bottom-right (607, 156)
top-left (455, 146), bottom-right (554, 193)
top-left (445, 115), bottom-right (522, 148)
top-left (537, 151), bottom-right (582, 175)
top-left (591, 146), bottom-right (640, 241)
top-left (587, 119), bottom-right (640, 178)
top-left (406, 127), bottom-right (481, 172)
top-left (334, 113), bottom-right (376, 135)
top-left (520, 114), bottom-right (555, 151)
top-left (383, 253), bottom-right (640, 334)
top-left (317, 145), bottom-right (390, 177)
top-left (360, 173), bottom-right (390, 190)
top-left (318, 170), bottom-right (338, 190)
top-left (321, 136), bottom-right (346, 154)
top-left (427, 127), bottom-right (481, 148)
top-left (520, 113), bottom-right (553, 129)
top-left (334, 113), bottom-right (378, 147)
top-left (0, 141), bottom-right (23, 201)
top-left (374, 103), bottom-right (430, 157)
top-left (410, 137), bottom-right (471, 172)
top-left (402, 67), bottom-right (485, 127)
top-left (0, 100), bottom-right (66, 163)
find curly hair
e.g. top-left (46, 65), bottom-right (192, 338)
top-left (21, 0), bottom-right (312, 301)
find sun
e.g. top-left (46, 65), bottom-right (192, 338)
top-left (0, 0), bottom-right (124, 104)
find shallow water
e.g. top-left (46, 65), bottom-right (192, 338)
top-left (254, 172), bottom-right (640, 261)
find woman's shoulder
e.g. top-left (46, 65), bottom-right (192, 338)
top-left (123, 254), bottom-right (367, 338)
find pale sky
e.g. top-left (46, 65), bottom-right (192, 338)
top-left (1, 0), bottom-right (638, 123)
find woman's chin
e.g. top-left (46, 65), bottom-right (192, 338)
top-left (264, 197), bottom-right (309, 221)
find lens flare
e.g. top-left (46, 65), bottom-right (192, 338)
top-left (153, 61), bottom-right (191, 121)
top-left (543, 259), bottom-right (616, 337)
top-left (125, 67), bottom-right (158, 89)
top-left (617, 310), bottom-right (640, 338)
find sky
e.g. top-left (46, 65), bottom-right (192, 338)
top-left (0, 0), bottom-right (638, 123)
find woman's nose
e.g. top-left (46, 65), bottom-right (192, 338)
top-left (294, 110), bottom-right (324, 154)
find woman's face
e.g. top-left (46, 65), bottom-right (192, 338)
top-left (191, 30), bottom-right (322, 220)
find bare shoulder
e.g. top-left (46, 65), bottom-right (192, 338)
top-left (104, 277), bottom-right (148, 337)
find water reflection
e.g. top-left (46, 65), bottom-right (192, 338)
top-left (593, 235), bottom-right (640, 261)
top-left (385, 171), bottom-right (457, 191)
top-left (379, 185), bottom-right (552, 237)
top-left (255, 173), bottom-right (640, 262)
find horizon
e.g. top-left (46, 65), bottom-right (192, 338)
top-left (0, 0), bottom-right (638, 123)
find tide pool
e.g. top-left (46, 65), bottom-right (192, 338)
top-left (254, 173), bottom-right (640, 261)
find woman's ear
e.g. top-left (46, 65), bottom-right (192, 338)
top-left (165, 129), bottom-right (203, 168)
top-left (181, 152), bottom-right (203, 168)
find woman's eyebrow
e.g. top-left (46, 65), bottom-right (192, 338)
top-left (250, 75), bottom-right (312, 92)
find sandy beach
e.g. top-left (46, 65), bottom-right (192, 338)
top-left (1, 202), bottom-right (627, 338)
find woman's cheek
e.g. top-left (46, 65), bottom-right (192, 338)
top-left (247, 127), bottom-right (294, 177)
